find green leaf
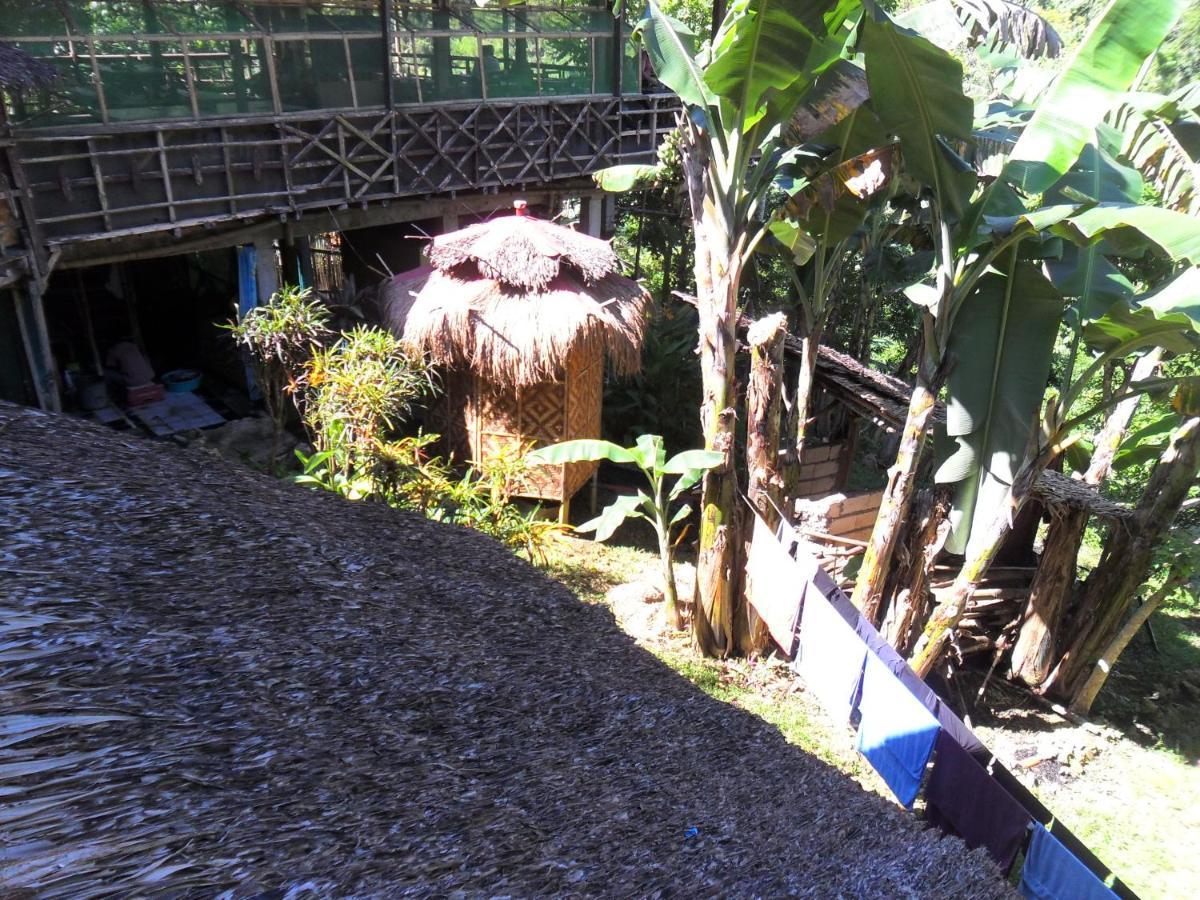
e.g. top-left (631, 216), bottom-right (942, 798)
top-left (669, 503), bottom-right (694, 526)
top-left (704, 0), bottom-right (860, 132)
top-left (1045, 133), bottom-right (1143, 206)
top-left (1002, 0), bottom-right (1185, 195)
top-left (1046, 247), bottom-right (1134, 324)
top-left (662, 449), bottom-right (724, 474)
top-left (861, 10), bottom-right (975, 216)
top-left (768, 218), bottom-right (818, 265)
top-left (576, 493), bottom-right (649, 542)
top-left (1083, 269), bottom-right (1200, 353)
top-left (632, 433), bottom-right (666, 473)
top-left (936, 255), bottom-right (1064, 556)
top-left (594, 164), bottom-right (661, 193)
top-left (636, 1), bottom-right (714, 109)
top-left (526, 439), bottom-right (637, 467)
top-left (1054, 205), bottom-right (1200, 266)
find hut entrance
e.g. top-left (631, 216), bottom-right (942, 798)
top-left (384, 200), bottom-right (647, 521)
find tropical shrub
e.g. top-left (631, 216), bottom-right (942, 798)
top-left (225, 284), bottom-right (331, 472)
top-left (528, 435), bottom-right (721, 630)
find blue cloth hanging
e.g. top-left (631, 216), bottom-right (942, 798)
top-left (855, 651), bottom-right (940, 808)
top-left (1021, 823), bottom-right (1118, 900)
top-left (793, 586), bottom-right (866, 724)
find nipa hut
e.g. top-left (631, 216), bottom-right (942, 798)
top-left (383, 201), bottom-right (647, 518)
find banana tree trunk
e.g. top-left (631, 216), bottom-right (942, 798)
top-left (1010, 351), bottom-right (1162, 687)
top-left (1070, 572), bottom-right (1187, 716)
top-left (683, 126), bottom-right (744, 659)
top-left (793, 324), bottom-right (822, 456)
top-left (742, 313), bottom-right (788, 656)
top-left (910, 464), bottom-right (1041, 678)
top-left (882, 486), bottom-right (952, 655)
top-left (1048, 416), bottom-right (1200, 707)
top-left (851, 350), bottom-right (940, 624)
top-left (746, 313), bottom-right (788, 530)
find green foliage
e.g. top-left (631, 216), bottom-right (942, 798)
top-left (300, 325), bottom-right (431, 472)
top-left (529, 435), bottom-right (720, 622)
top-left (297, 435), bottom-right (564, 565)
top-left (225, 284), bottom-right (332, 472)
top-left (529, 435), bottom-right (720, 541)
top-left (937, 255), bottom-right (1064, 555)
top-left (603, 303), bottom-right (703, 453)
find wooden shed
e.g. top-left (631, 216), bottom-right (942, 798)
top-left (382, 202), bottom-right (647, 514)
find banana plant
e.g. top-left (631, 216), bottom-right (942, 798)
top-left (844, 0), bottom-right (1188, 661)
top-left (527, 436), bottom-right (721, 632)
top-left (603, 0), bottom-right (865, 656)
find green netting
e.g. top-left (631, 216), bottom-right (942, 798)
top-left (2, 1), bottom-right (635, 126)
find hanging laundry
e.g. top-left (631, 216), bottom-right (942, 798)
top-left (744, 514), bottom-right (808, 657)
top-left (1021, 823), bottom-right (1118, 900)
top-left (793, 586), bottom-right (866, 724)
top-left (847, 607), bottom-right (993, 765)
top-left (855, 652), bottom-right (940, 808)
top-left (925, 730), bottom-right (1032, 871)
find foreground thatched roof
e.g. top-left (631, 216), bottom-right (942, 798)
top-left (0, 43), bottom-right (58, 90)
top-left (0, 402), bottom-right (1009, 897)
top-left (383, 209), bottom-right (647, 389)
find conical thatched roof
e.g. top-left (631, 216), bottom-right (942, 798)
top-left (0, 401), bottom-right (1011, 896)
top-left (0, 43), bottom-right (58, 90)
top-left (383, 206), bottom-right (647, 389)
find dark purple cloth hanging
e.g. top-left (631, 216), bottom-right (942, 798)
top-left (925, 730), bottom-right (1032, 871)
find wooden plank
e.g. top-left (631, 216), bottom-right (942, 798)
top-left (155, 130), bottom-right (178, 226)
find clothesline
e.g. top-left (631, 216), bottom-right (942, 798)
top-left (743, 511), bottom-right (1133, 900)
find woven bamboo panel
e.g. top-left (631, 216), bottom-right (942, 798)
top-left (433, 343), bottom-right (604, 503)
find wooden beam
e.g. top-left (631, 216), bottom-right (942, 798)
top-left (11, 278), bottom-right (60, 412)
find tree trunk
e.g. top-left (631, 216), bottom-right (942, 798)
top-left (882, 486), bottom-right (952, 655)
top-left (793, 326), bottom-right (822, 455)
top-left (1048, 415), bottom-right (1200, 703)
top-left (741, 313), bottom-right (788, 656)
top-left (746, 313), bottom-right (788, 530)
top-left (682, 124), bottom-right (743, 658)
top-left (851, 348), bottom-right (940, 624)
top-left (1011, 351), bottom-right (1162, 687)
top-left (910, 464), bottom-right (1041, 677)
top-left (1070, 572), bottom-right (1187, 716)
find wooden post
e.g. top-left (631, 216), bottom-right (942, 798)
top-left (580, 195), bottom-right (603, 238)
top-left (381, 0), bottom-right (396, 109)
top-left (254, 236), bottom-right (278, 303)
top-left (609, 1), bottom-right (623, 96)
top-left (12, 277), bottom-right (60, 412)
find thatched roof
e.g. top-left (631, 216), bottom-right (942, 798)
top-left (383, 208), bottom-right (647, 389)
top-left (0, 43), bottom-right (58, 91)
top-left (815, 346), bottom-right (947, 430)
top-left (0, 401), bottom-right (1010, 896)
top-left (1032, 469), bottom-right (1136, 521)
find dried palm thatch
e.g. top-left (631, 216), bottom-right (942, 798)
top-left (426, 210), bottom-right (621, 292)
top-left (1033, 469), bottom-right (1136, 522)
top-left (0, 43), bottom-right (58, 91)
top-left (383, 208), bottom-right (646, 390)
top-left (385, 266), bottom-right (645, 389)
top-left (0, 402), bottom-right (1011, 897)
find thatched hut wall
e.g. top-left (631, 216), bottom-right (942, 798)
top-left (432, 341), bottom-right (603, 502)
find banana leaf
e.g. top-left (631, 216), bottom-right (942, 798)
top-left (936, 256), bottom-right (1064, 556)
top-left (861, 10), bottom-right (975, 216)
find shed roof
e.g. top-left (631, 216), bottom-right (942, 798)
top-left (0, 401), bottom-right (1009, 896)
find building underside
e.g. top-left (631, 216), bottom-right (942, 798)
top-left (0, 1), bottom-right (674, 415)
